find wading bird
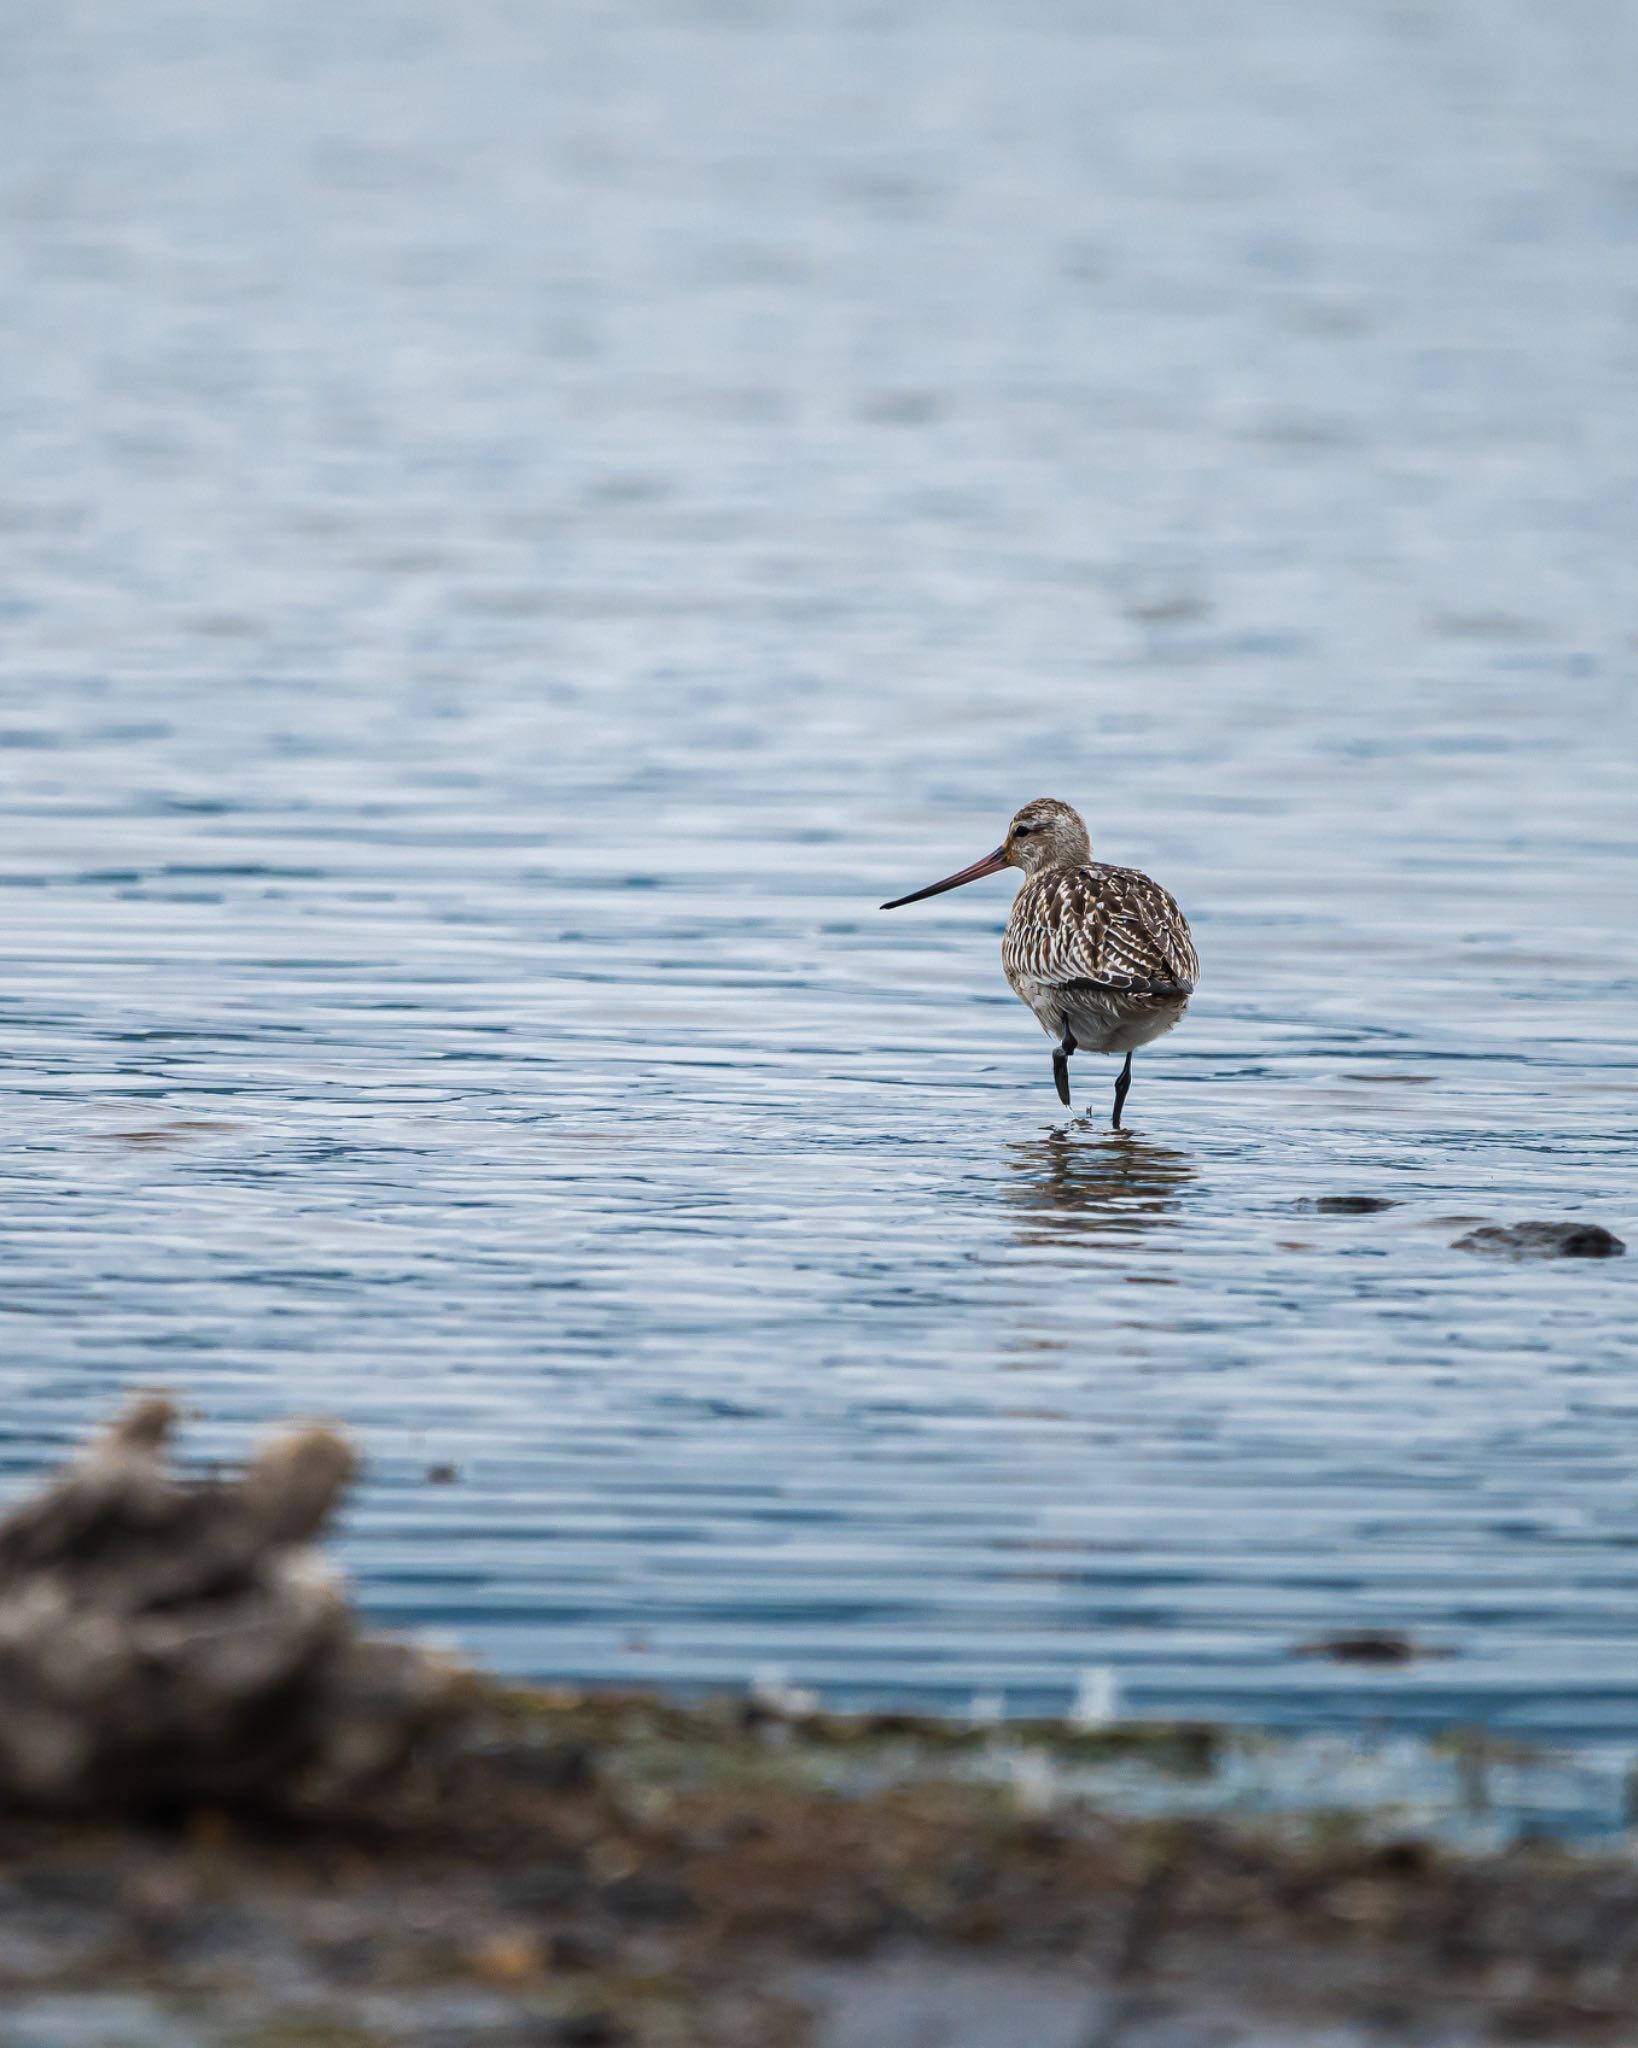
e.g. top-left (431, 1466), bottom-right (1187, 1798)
top-left (881, 799), bottom-right (1197, 1128)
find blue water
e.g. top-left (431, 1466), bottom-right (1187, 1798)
top-left (0, 0), bottom-right (1635, 1755)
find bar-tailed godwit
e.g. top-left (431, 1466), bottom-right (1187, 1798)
top-left (882, 798), bottom-right (1197, 1128)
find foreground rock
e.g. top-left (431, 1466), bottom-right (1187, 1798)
top-left (0, 1395), bottom-right (473, 1815)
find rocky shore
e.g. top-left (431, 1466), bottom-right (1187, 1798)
top-left (0, 1405), bottom-right (1632, 2046)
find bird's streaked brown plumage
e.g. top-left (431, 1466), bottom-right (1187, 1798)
top-left (882, 797), bottom-right (1197, 1126)
top-left (1004, 862), bottom-right (1199, 997)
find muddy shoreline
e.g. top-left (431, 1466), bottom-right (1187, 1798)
top-left (0, 1406), bottom-right (1629, 2045)
top-left (0, 1684), bottom-right (1632, 2046)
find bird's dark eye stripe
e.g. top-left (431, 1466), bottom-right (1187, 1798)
top-left (1014, 823), bottom-right (1034, 835)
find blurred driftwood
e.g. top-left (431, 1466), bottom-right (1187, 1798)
top-left (0, 1397), bottom-right (472, 1813)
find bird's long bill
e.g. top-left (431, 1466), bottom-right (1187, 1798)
top-left (881, 846), bottom-right (1009, 910)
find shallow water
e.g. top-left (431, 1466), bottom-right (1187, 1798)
top-left (0, 0), bottom-right (1635, 1756)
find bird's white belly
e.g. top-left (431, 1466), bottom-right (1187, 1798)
top-left (1018, 980), bottom-right (1190, 1056)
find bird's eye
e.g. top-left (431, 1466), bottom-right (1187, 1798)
top-left (1014, 823), bottom-right (1032, 835)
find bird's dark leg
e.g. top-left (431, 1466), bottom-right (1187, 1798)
top-left (1052, 1023), bottom-right (1076, 1108)
top-left (1111, 1050), bottom-right (1134, 1131)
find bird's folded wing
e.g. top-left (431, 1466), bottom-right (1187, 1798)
top-left (1014, 866), bottom-right (1198, 995)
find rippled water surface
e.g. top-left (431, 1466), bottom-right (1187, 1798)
top-left (1, 0), bottom-right (1635, 1753)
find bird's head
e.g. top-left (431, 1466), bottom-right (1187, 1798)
top-left (1001, 798), bottom-right (1092, 876)
top-left (881, 799), bottom-right (1091, 908)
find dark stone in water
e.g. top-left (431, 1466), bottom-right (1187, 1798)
top-left (1298, 1195), bottom-right (1399, 1215)
top-left (1292, 1629), bottom-right (1447, 1665)
top-left (1453, 1221), bottom-right (1626, 1260)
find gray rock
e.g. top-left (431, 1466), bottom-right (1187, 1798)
top-left (0, 1398), bottom-right (474, 1815)
top-left (1451, 1221), bottom-right (1625, 1259)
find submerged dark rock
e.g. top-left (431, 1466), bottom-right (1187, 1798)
top-left (1292, 1629), bottom-right (1450, 1665)
top-left (1296, 1195), bottom-right (1400, 1215)
top-left (1452, 1221), bottom-right (1625, 1260)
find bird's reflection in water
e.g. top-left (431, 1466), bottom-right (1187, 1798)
top-left (1003, 1120), bottom-right (1195, 1246)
